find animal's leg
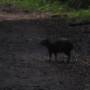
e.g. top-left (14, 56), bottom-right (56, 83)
top-left (66, 52), bottom-right (71, 63)
top-left (49, 52), bottom-right (52, 62)
top-left (55, 53), bottom-right (58, 62)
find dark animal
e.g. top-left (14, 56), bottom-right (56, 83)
top-left (40, 39), bottom-right (74, 63)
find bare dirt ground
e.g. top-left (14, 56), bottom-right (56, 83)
top-left (0, 13), bottom-right (89, 90)
top-left (0, 12), bottom-right (51, 21)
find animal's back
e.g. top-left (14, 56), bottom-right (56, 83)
top-left (51, 40), bottom-right (74, 52)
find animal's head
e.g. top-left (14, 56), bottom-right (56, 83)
top-left (40, 39), bottom-right (50, 47)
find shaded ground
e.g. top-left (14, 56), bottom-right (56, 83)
top-left (0, 18), bottom-right (89, 90)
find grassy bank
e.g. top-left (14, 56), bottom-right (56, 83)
top-left (0, 0), bottom-right (63, 12)
top-left (0, 0), bottom-right (90, 21)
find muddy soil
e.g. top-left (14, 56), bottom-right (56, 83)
top-left (0, 18), bottom-right (89, 90)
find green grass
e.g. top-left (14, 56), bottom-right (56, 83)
top-left (0, 0), bottom-right (90, 21)
top-left (68, 9), bottom-right (90, 21)
top-left (0, 0), bottom-right (74, 12)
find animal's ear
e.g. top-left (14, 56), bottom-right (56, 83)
top-left (40, 38), bottom-right (49, 45)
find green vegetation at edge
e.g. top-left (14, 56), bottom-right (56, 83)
top-left (0, 0), bottom-right (90, 21)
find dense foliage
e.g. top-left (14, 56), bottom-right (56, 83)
top-left (67, 0), bottom-right (90, 9)
top-left (46, 0), bottom-right (90, 9)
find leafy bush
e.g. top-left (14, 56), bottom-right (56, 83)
top-left (67, 0), bottom-right (90, 9)
top-left (47, 0), bottom-right (90, 9)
